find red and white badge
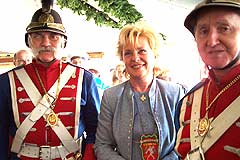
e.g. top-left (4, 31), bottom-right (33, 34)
top-left (140, 134), bottom-right (159, 160)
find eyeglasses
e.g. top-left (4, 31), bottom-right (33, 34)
top-left (15, 58), bottom-right (32, 62)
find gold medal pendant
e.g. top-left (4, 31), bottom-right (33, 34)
top-left (46, 112), bottom-right (59, 127)
top-left (140, 134), bottom-right (159, 160)
top-left (198, 117), bottom-right (210, 137)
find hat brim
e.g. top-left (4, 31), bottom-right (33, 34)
top-left (25, 28), bottom-right (67, 48)
top-left (27, 28), bottom-right (67, 37)
top-left (184, 2), bottom-right (240, 35)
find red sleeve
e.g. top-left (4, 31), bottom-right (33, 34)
top-left (82, 144), bottom-right (96, 160)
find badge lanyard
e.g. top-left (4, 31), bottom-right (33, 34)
top-left (33, 61), bottom-right (62, 143)
top-left (135, 87), bottom-right (159, 160)
top-left (198, 75), bottom-right (240, 137)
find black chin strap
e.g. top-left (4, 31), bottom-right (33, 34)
top-left (212, 51), bottom-right (240, 70)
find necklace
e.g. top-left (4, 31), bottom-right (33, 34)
top-left (140, 94), bottom-right (146, 102)
top-left (33, 61), bottom-right (62, 127)
top-left (198, 74), bottom-right (240, 137)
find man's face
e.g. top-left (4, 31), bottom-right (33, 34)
top-left (194, 8), bottom-right (240, 70)
top-left (71, 58), bottom-right (82, 66)
top-left (14, 51), bottom-right (32, 66)
top-left (28, 31), bottom-right (65, 63)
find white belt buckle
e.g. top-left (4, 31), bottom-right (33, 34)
top-left (40, 145), bottom-right (51, 160)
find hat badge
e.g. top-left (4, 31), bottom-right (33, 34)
top-left (38, 13), bottom-right (54, 23)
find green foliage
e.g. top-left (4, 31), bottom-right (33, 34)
top-left (57, 0), bottom-right (143, 28)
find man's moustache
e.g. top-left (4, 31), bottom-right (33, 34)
top-left (37, 47), bottom-right (55, 53)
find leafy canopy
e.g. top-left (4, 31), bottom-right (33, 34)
top-left (57, 0), bottom-right (143, 29)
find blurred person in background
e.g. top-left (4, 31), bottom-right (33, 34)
top-left (111, 62), bottom-right (128, 86)
top-left (13, 49), bottom-right (33, 67)
top-left (153, 65), bottom-right (172, 81)
top-left (70, 55), bottom-right (88, 68)
top-left (89, 68), bottom-right (110, 98)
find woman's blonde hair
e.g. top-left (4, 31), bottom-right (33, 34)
top-left (116, 21), bottom-right (160, 60)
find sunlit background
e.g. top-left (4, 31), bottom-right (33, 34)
top-left (0, 0), bottom-right (204, 89)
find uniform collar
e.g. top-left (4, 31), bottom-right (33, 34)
top-left (32, 58), bottom-right (60, 71)
top-left (209, 64), bottom-right (240, 87)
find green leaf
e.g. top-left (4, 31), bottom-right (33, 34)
top-left (57, 0), bottom-right (142, 28)
top-left (56, 0), bottom-right (165, 40)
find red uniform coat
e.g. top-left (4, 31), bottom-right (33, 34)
top-left (3, 59), bottom-right (100, 160)
top-left (176, 64), bottom-right (240, 160)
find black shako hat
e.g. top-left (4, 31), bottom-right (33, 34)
top-left (25, 0), bottom-right (67, 47)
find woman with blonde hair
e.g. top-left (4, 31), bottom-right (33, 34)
top-left (94, 21), bottom-right (185, 160)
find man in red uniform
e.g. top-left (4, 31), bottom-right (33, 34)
top-left (175, 0), bottom-right (240, 159)
top-left (0, 0), bottom-right (100, 159)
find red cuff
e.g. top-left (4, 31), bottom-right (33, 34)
top-left (82, 144), bottom-right (96, 160)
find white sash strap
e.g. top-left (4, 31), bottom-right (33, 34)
top-left (190, 87), bottom-right (204, 149)
top-left (202, 96), bottom-right (240, 151)
top-left (175, 94), bottom-right (189, 152)
top-left (186, 87), bottom-right (204, 160)
top-left (11, 94), bottom-right (53, 153)
top-left (50, 119), bottom-right (78, 153)
top-left (11, 68), bottom-right (56, 153)
top-left (14, 67), bottom-right (42, 105)
top-left (188, 86), bottom-right (240, 159)
top-left (46, 64), bottom-right (79, 153)
top-left (11, 65), bottom-right (79, 157)
top-left (48, 64), bottom-right (76, 99)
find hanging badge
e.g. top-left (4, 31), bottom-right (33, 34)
top-left (46, 112), bottom-right (59, 127)
top-left (140, 134), bottom-right (159, 160)
top-left (198, 117), bottom-right (210, 137)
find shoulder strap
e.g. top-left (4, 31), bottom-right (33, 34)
top-left (190, 87), bottom-right (204, 149)
top-left (202, 96), bottom-right (240, 151)
top-left (175, 92), bottom-right (192, 151)
top-left (190, 87), bottom-right (240, 153)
